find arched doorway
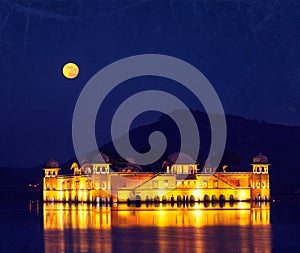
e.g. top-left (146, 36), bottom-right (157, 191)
top-left (219, 194), bottom-right (225, 202)
top-left (135, 195), bottom-right (141, 207)
top-left (177, 195), bottom-right (182, 202)
top-left (154, 195), bottom-right (160, 202)
top-left (184, 195), bottom-right (189, 203)
top-left (204, 195), bottom-right (210, 202)
top-left (190, 195), bottom-right (195, 203)
top-left (170, 195), bottom-right (175, 203)
top-left (229, 194), bottom-right (234, 202)
top-left (212, 195), bottom-right (217, 202)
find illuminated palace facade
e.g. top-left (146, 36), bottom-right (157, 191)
top-left (43, 153), bottom-right (270, 203)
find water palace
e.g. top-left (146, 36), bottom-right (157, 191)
top-left (43, 153), bottom-right (270, 203)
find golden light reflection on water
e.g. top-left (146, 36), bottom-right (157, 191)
top-left (43, 202), bottom-right (271, 253)
top-left (43, 202), bottom-right (270, 229)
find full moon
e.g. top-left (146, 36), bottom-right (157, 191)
top-left (62, 62), bottom-right (79, 79)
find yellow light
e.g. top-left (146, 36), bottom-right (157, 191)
top-left (62, 62), bottom-right (79, 79)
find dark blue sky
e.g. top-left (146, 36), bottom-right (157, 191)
top-left (0, 0), bottom-right (299, 167)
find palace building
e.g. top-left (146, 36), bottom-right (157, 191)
top-left (43, 153), bottom-right (270, 203)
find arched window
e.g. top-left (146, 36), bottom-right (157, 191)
top-left (154, 195), bottom-right (160, 202)
top-left (219, 194), bottom-right (225, 202)
top-left (212, 195), bottom-right (217, 202)
top-left (190, 195), bottom-right (195, 202)
top-left (204, 195), bottom-right (210, 202)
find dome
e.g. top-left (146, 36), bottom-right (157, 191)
top-left (45, 158), bottom-right (59, 168)
top-left (124, 162), bottom-right (142, 172)
top-left (167, 152), bottom-right (195, 164)
top-left (253, 153), bottom-right (268, 164)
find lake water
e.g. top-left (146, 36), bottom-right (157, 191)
top-left (0, 198), bottom-right (299, 253)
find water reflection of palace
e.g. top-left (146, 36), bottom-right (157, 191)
top-left (43, 203), bottom-right (272, 253)
top-left (43, 202), bottom-right (270, 229)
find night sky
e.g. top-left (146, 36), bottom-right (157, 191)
top-left (1, 0), bottom-right (299, 167)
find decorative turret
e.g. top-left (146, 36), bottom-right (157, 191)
top-left (166, 152), bottom-right (198, 174)
top-left (251, 153), bottom-right (270, 174)
top-left (44, 158), bottom-right (60, 177)
top-left (91, 152), bottom-right (111, 174)
top-left (250, 153), bottom-right (270, 201)
top-left (43, 159), bottom-right (61, 201)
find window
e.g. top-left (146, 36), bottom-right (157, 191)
top-left (183, 166), bottom-right (188, 174)
top-left (177, 166), bottom-right (182, 174)
top-left (164, 180), bottom-right (168, 188)
top-left (214, 181), bottom-right (218, 188)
